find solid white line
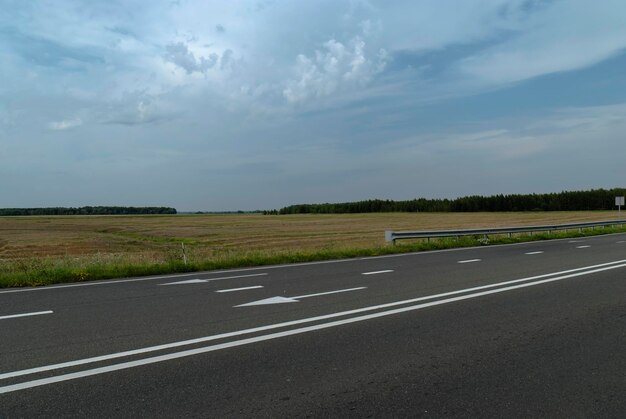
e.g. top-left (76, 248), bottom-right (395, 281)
top-left (292, 287), bottom-right (367, 299)
top-left (576, 245), bottom-right (591, 249)
top-left (525, 251), bottom-right (544, 255)
top-left (362, 270), bottom-right (394, 275)
top-left (3, 258), bottom-right (626, 383)
top-left (3, 260), bottom-right (626, 394)
top-left (458, 259), bottom-right (481, 264)
top-left (215, 286), bottom-right (264, 293)
top-left (0, 311), bottom-right (53, 321)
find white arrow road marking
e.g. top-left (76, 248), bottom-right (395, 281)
top-left (216, 286), bottom-right (264, 293)
top-left (458, 259), bottom-right (481, 264)
top-left (0, 311), bottom-right (53, 321)
top-left (159, 273), bottom-right (267, 285)
top-left (235, 286), bottom-right (367, 307)
top-left (239, 296), bottom-right (299, 306)
top-left (362, 270), bottom-right (394, 275)
top-left (160, 279), bottom-right (208, 285)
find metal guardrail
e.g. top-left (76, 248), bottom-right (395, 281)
top-left (385, 220), bottom-right (626, 244)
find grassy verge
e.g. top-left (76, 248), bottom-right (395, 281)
top-left (1, 225), bottom-right (625, 288)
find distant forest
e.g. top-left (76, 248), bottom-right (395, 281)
top-left (272, 188), bottom-right (626, 214)
top-left (0, 206), bottom-right (177, 216)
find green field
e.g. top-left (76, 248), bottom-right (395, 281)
top-left (1, 211), bottom-right (624, 287)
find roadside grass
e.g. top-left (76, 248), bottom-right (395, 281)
top-left (1, 223), bottom-right (624, 288)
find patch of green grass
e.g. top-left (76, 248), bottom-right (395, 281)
top-left (1, 225), bottom-right (625, 288)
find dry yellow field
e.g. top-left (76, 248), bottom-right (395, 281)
top-left (0, 211), bottom-right (620, 264)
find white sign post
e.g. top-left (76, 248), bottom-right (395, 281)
top-left (617, 196), bottom-right (625, 219)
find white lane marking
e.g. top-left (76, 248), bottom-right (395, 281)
top-left (362, 270), bottom-right (394, 275)
top-left (159, 273), bottom-right (267, 286)
top-left (3, 260), bottom-right (626, 394)
top-left (236, 287), bottom-right (367, 307)
top-left (239, 296), bottom-right (299, 306)
top-left (458, 259), bottom-right (481, 264)
top-left (617, 241), bottom-right (625, 244)
top-left (525, 251), bottom-right (544, 255)
top-left (576, 245), bottom-right (591, 249)
top-left (569, 240), bottom-right (584, 243)
top-left (216, 286), bottom-right (264, 293)
top-left (5, 259), bottom-right (626, 383)
top-left (293, 287), bottom-right (367, 299)
top-left (0, 311), bottom-right (53, 321)
top-left (160, 279), bottom-right (207, 285)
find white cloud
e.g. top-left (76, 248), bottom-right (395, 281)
top-left (101, 93), bottom-right (175, 126)
top-left (373, 0), bottom-right (535, 51)
top-left (459, 0), bottom-right (626, 84)
top-left (4, 1), bottom-right (626, 209)
top-left (380, 103), bottom-right (626, 166)
top-left (48, 118), bottom-right (82, 130)
top-left (164, 41), bottom-right (218, 74)
top-left (431, 130), bottom-right (548, 160)
top-left (283, 36), bottom-right (388, 103)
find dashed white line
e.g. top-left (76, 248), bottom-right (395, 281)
top-left (525, 251), bottom-right (544, 255)
top-left (0, 311), bottom-right (53, 321)
top-left (458, 259), bottom-right (481, 264)
top-left (362, 270), bottom-right (394, 275)
top-left (216, 286), bottom-right (264, 293)
top-left (576, 245), bottom-right (591, 249)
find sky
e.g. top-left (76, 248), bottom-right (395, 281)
top-left (1, 0), bottom-right (626, 211)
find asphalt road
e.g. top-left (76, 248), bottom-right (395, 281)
top-left (1, 233), bottom-right (625, 418)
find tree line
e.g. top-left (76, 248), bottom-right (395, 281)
top-left (0, 206), bottom-right (177, 216)
top-left (272, 188), bottom-right (626, 214)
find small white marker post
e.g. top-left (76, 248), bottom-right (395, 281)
top-left (617, 196), bottom-right (625, 220)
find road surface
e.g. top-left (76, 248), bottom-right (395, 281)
top-left (1, 233), bottom-right (625, 417)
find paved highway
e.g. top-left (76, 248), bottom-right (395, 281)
top-left (1, 233), bottom-right (625, 417)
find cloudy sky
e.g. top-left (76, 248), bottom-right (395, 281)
top-left (1, 0), bottom-right (626, 211)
